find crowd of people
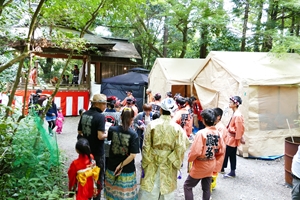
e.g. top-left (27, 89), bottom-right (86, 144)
top-left (66, 89), bottom-right (249, 200)
top-left (29, 64), bottom-right (79, 87)
top-left (28, 89), bottom-right (65, 136)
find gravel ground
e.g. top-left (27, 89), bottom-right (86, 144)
top-left (56, 116), bottom-right (292, 200)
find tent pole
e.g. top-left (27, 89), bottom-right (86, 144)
top-left (143, 86), bottom-right (146, 105)
top-left (87, 56), bottom-right (91, 90)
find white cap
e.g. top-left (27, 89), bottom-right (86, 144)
top-left (161, 98), bottom-right (176, 112)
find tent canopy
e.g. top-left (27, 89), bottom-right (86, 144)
top-left (101, 71), bottom-right (148, 111)
top-left (192, 51), bottom-right (300, 86)
top-left (149, 58), bottom-right (204, 98)
top-left (102, 71), bottom-right (148, 85)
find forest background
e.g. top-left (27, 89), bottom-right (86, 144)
top-left (0, 0), bottom-right (299, 199)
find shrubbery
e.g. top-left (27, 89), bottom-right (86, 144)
top-left (0, 104), bottom-right (69, 199)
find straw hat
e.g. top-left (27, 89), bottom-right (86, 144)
top-left (90, 94), bottom-right (107, 103)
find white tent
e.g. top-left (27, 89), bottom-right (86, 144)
top-left (192, 51), bottom-right (300, 157)
top-left (148, 58), bottom-right (204, 98)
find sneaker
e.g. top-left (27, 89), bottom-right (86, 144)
top-left (224, 172), bottom-right (236, 178)
top-left (220, 169), bottom-right (225, 174)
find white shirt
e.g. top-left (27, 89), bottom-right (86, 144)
top-left (144, 115), bottom-right (151, 126)
top-left (292, 145), bottom-right (300, 178)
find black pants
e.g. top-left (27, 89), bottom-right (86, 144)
top-left (47, 120), bottom-right (56, 133)
top-left (222, 145), bottom-right (237, 171)
top-left (93, 154), bottom-right (105, 200)
top-left (71, 76), bottom-right (78, 85)
top-left (184, 175), bottom-right (212, 200)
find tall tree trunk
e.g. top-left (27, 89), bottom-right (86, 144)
top-left (253, 0), bottom-right (264, 52)
top-left (281, 7), bottom-right (285, 35)
top-left (261, 0), bottom-right (279, 52)
top-left (241, 0), bottom-right (250, 52)
top-left (199, 26), bottom-right (208, 58)
top-left (163, 17), bottom-right (168, 57)
top-left (179, 24), bottom-right (188, 58)
top-left (0, 0), bottom-right (12, 16)
top-left (296, 16), bottom-right (300, 36)
top-left (40, 57), bottom-right (53, 80)
top-left (5, 60), bottom-right (24, 118)
top-left (289, 11), bottom-right (295, 53)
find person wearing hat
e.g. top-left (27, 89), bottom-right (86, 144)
top-left (221, 95), bottom-right (245, 178)
top-left (121, 90), bottom-right (134, 106)
top-left (139, 98), bottom-right (189, 199)
top-left (121, 97), bottom-right (138, 117)
top-left (77, 93), bottom-right (108, 200)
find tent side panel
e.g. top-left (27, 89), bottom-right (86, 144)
top-left (245, 85), bottom-right (300, 157)
top-left (149, 62), bottom-right (170, 98)
top-left (101, 83), bottom-right (146, 111)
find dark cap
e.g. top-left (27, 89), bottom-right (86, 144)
top-left (36, 89), bottom-right (42, 94)
top-left (126, 90), bottom-right (133, 94)
top-left (230, 96), bottom-right (242, 105)
top-left (107, 96), bottom-right (117, 102)
top-left (126, 98), bottom-right (133, 104)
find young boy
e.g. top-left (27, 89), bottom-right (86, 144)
top-left (210, 107), bottom-right (227, 191)
top-left (184, 108), bottom-right (225, 200)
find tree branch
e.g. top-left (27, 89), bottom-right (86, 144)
top-left (0, 52), bottom-right (29, 73)
top-left (80, 0), bottom-right (106, 37)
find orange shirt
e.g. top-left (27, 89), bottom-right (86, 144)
top-left (215, 121), bottom-right (227, 142)
top-left (172, 107), bottom-right (192, 137)
top-left (121, 94), bottom-right (134, 106)
top-left (214, 121), bottom-right (227, 173)
top-left (225, 110), bottom-right (245, 147)
top-left (188, 126), bottom-right (225, 179)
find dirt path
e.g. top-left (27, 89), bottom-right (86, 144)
top-left (57, 116), bottom-right (292, 200)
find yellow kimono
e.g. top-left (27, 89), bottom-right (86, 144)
top-left (140, 115), bottom-right (189, 195)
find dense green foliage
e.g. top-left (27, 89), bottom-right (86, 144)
top-left (0, 105), bottom-right (69, 199)
top-left (0, 0), bottom-right (299, 198)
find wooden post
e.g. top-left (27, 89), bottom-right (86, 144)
top-left (87, 56), bottom-right (91, 90)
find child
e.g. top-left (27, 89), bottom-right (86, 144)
top-left (210, 107), bottom-right (227, 191)
top-left (56, 107), bottom-right (64, 134)
top-left (68, 138), bottom-right (100, 200)
top-left (184, 109), bottom-right (225, 200)
top-left (79, 108), bottom-right (86, 116)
